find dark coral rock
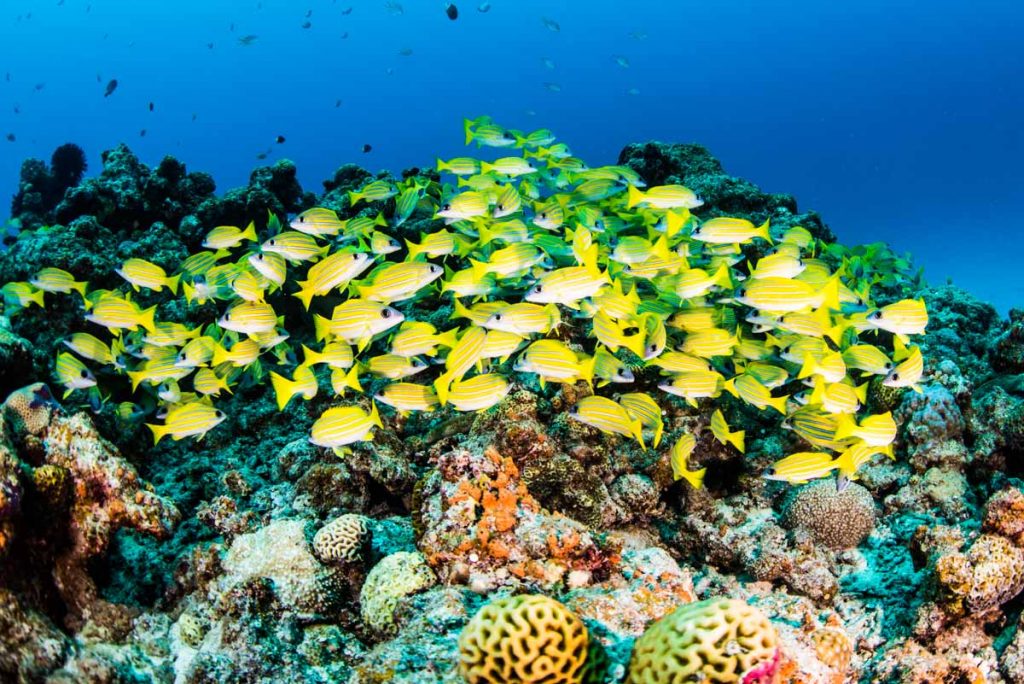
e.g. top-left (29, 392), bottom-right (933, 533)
top-left (49, 143), bottom-right (87, 193)
top-left (522, 453), bottom-right (613, 528)
top-left (617, 141), bottom-right (835, 242)
top-left (9, 143), bottom-right (88, 231)
top-left (917, 285), bottom-right (1002, 384)
top-left (197, 158), bottom-right (315, 230)
top-left (992, 308), bottom-right (1024, 375)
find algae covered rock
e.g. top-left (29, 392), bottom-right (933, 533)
top-left (783, 480), bottom-right (877, 549)
top-left (626, 597), bottom-right (780, 684)
top-left (458, 594), bottom-right (589, 684)
top-left (360, 550), bottom-right (438, 636)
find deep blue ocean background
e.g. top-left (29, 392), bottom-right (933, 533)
top-left (1, 0), bottom-right (1021, 311)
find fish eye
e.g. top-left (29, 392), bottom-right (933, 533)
top-left (381, 309), bottom-right (392, 318)
top-left (539, 212), bottom-right (547, 219)
top-left (494, 313), bottom-right (502, 321)
top-left (268, 239), bottom-right (275, 246)
top-left (884, 362), bottom-right (893, 370)
top-left (497, 204), bottom-right (504, 211)
top-left (890, 372), bottom-right (900, 381)
top-left (215, 410), bottom-right (225, 418)
top-left (179, 352), bottom-right (187, 360)
top-left (80, 370), bottom-right (89, 378)
top-left (352, 253), bottom-right (360, 260)
top-left (534, 285), bottom-right (542, 293)
top-left (648, 343), bottom-right (657, 352)
top-left (256, 254), bottom-right (264, 261)
top-left (224, 313), bottom-right (230, 321)
top-left (869, 311), bottom-right (882, 320)
top-left (443, 203), bottom-right (451, 211)
top-left (692, 225), bottom-right (701, 234)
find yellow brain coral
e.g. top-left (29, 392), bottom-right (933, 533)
top-left (312, 513), bottom-right (369, 564)
top-left (626, 598), bottom-right (779, 684)
top-left (458, 594), bottom-right (589, 684)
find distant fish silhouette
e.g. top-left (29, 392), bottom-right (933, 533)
top-left (362, 144), bottom-right (372, 153)
top-left (276, 135), bottom-right (286, 144)
top-left (238, 34), bottom-right (258, 45)
top-left (446, 3), bottom-right (458, 20)
top-left (5, 133), bottom-right (14, 142)
top-left (301, 20), bottom-right (312, 28)
top-left (103, 79), bottom-right (118, 97)
top-left (148, 101), bottom-right (154, 111)
top-left (139, 129), bottom-right (146, 137)
top-left (542, 16), bottom-right (560, 32)
top-left (342, 7), bottom-right (353, 15)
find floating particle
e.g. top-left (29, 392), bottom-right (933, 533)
top-left (627, 87), bottom-right (640, 96)
top-left (34, 82), bottom-right (45, 91)
top-left (301, 20), bottom-right (312, 28)
top-left (238, 34), bottom-right (258, 45)
top-left (446, 3), bottom-right (458, 20)
top-left (362, 143), bottom-right (372, 153)
top-left (341, 31), bottom-right (349, 39)
top-left (542, 57), bottom-right (555, 69)
top-left (335, 99), bottom-right (342, 107)
top-left (207, 42), bottom-right (214, 49)
top-left (305, 8), bottom-right (312, 17)
top-left (257, 150), bottom-right (269, 160)
top-left (276, 135), bottom-right (286, 144)
top-left (629, 30), bottom-right (648, 40)
top-left (342, 6), bottom-right (353, 14)
top-left (477, 2), bottom-right (490, 12)
top-left (148, 101), bottom-right (154, 111)
top-left (103, 79), bottom-right (118, 97)
top-left (192, 113), bottom-right (197, 121)
top-left (399, 47), bottom-right (413, 56)
top-left (5, 133), bottom-right (14, 142)
top-left (542, 16), bottom-right (560, 32)
top-left (543, 82), bottom-right (561, 92)
top-left (385, 1), bottom-right (403, 15)
top-left (614, 55), bottom-right (630, 68)
top-left (139, 129), bottom-right (146, 137)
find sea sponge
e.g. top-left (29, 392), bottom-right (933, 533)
top-left (359, 551), bottom-right (437, 635)
top-left (312, 513), bottom-right (370, 564)
top-left (458, 594), bottom-right (589, 684)
top-left (626, 597), bottom-right (779, 684)
top-left (812, 627), bottom-right (853, 674)
top-left (783, 480), bottom-right (876, 549)
top-left (936, 533), bottom-right (1024, 614)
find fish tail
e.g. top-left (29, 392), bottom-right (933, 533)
top-left (293, 281), bottom-right (316, 310)
top-left (652, 421), bottom-right (664, 449)
top-left (348, 190), bottom-right (363, 207)
top-left (182, 280), bottom-right (196, 304)
top-left (651, 235), bottom-right (672, 260)
top-left (70, 281), bottom-right (89, 299)
top-left (833, 414), bottom-right (857, 441)
top-left (127, 370), bottom-right (147, 391)
top-left (621, 331), bottom-right (647, 360)
top-left (313, 314), bottom-right (332, 342)
top-left (146, 423), bottom-right (168, 445)
top-left (819, 274), bottom-right (841, 311)
top-left (626, 185), bottom-right (644, 209)
top-left (210, 343), bottom-right (230, 367)
top-left (405, 239), bottom-right (423, 261)
top-left (721, 376), bottom-right (738, 398)
top-left (434, 373), bottom-right (452, 406)
top-left (854, 382), bottom-right (869, 405)
top-left (340, 365), bottom-right (362, 395)
top-left (756, 217), bottom-right (773, 244)
top-left (463, 118), bottom-right (474, 146)
top-left (729, 429), bottom-right (746, 454)
top-left (469, 258), bottom-right (489, 282)
top-left (797, 354), bottom-right (818, 380)
top-left (269, 372), bottom-right (296, 411)
top-left (665, 208), bottom-right (688, 238)
top-left (370, 400), bottom-right (383, 429)
top-left (241, 221), bottom-right (258, 242)
top-left (137, 305), bottom-right (157, 333)
top-left (480, 161), bottom-right (494, 175)
top-left (477, 223), bottom-right (495, 246)
top-left (766, 394), bottom-right (789, 416)
top-left (166, 274), bottom-right (181, 296)
top-left (630, 418), bottom-right (646, 451)
top-left (29, 288), bottom-right (45, 308)
top-left (892, 335), bottom-right (910, 361)
top-left (712, 262), bottom-right (732, 289)
top-left (687, 467), bottom-right (707, 489)
top-left (579, 355), bottom-right (596, 389)
top-left (300, 344), bottom-right (321, 367)
top-left (436, 157), bottom-right (448, 173)
top-left (436, 327), bottom-right (460, 350)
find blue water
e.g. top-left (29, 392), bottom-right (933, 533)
top-left (2, 0), bottom-right (1022, 311)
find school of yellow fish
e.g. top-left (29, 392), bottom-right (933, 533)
top-left (1, 115), bottom-right (928, 491)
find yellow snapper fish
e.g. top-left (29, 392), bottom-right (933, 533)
top-left (389, 322), bottom-right (460, 358)
top-left (721, 373), bottom-right (789, 414)
top-left (63, 332), bottom-right (114, 365)
top-left (174, 336), bottom-right (217, 368)
top-left (865, 298), bottom-right (928, 340)
top-left (834, 412), bottom-right (897, 453)
top-left (116, 258), bottom-right (180, 294)
top-left (290, 208), bottom-right (346, 237)
top-left (833, 442), bottom-right (891, 490)
top-left (734, 275), bottom-right (840, 313)
top-left (30, 267), bottom-right (88, 297)
top-left (309, 403), bottom-right (383, 456)
top-left (447, 373), bottom-right (510, 412)
top-left (513, 339), bottom-right (594, 388)
top-left (405, 230), bottom-right (473, 260)
top-left (690, 217), bottom-right (771, 245)
top-left (218, 301), bottom-right (278, 335)
top-left (434, 326), bottom-right (487, 404)
top-left (593, 346), bottom-right (636, 387)
top-left (524, 266), bottom-right (609, 308)
top-left (293, 250), bottom-right (373, 309)
top-left (618, 392), bottom-right (664, 447)
top-left (436, 157), bottom-right (482, 175)
top-left (147, 401), bottom-right (227, 444)
top-left (85, 293), bottom-right (157, 334)
top-left (357, 261), bottom-right (444, 303)
top-left (441, 267), bottom-right (498, 299)
top-left (842, 344), bottom-right (894, 377)
top-left (55, 351), bottom-right (97, 398)
top-left (348, 180), bottom-right (398, 207)
top-left (591, 311), bottom-right (646, 359)
top-left (569, 395), bottom-right (646, 450)
top-left (669, 433), bottom-right (705, 489)
top-left (710, 409), bottom-right (745, 453)
top-left (210, 337), bottom-right (262, 367)
top-left (627, 184), bottom-right (703, 210)
top-left (482, 302), bottom-right (561, 336)
top-left (883, 345), bottom-right (924, 392)
top-left (480, 157), bottom-right (538, 177)
top-left (270, 364), bottom-right (319, 410)
top-left (261, 231), bottom-right (328, 263)
top-left (658, 370), bottom-right (724, 407)
top-left (763, 451), bottom-right (839, 485)
top-left (470, 243), bottom-right (550, 280)
top-left (480, 329), bottom-right (528, 363)
top-left (193, 367), bottom-right (233, 396)
top-left (366, 354), bottom-right (428, 380)
top-left (2, 282), bottom-right (45, 309)
top-left (248, 251), bottom-right (288, 286)
top-left (375, 381), bottom-right (440, 415)
top-left (313, 300), bottom-right (404, 350)
top-left (203, 222), bottom-right (258, 249)
top-left (435, 191), bottom-right (490, 222)
top-left (299, 341), bottom-right (354, 369)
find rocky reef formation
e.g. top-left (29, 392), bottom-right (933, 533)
top-left (2, 137), bottom-right (1024, 683)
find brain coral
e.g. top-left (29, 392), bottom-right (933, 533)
top-left (360, 551), bottom-right (437, 635)
top-left (626, 597), bottom-right (779, 684)
top-left (458, 594), bottom-right (589, 684)
top-left (783, 480), bottom-right (877, 549)
top-left (312, 513), bottom-right (369, 564)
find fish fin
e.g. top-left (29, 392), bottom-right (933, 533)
top-left (348, 190), bottom-right (363, 207)
top-left (854, 382), bottom-right (869, 405)
top-left (729, 430), bottom-right (746, 454)
top-left (127, 370), bottom-right (147, 392)
top-left (166, 274), bottom-right (181, 295)
top-left (434, 373), bottom-right (451, 406)
top-left (797, 354), bottom-right (818, 380)
top-left (269, 371), bottom-right (294, 411)
top-left (313, 314), bottom-right (332, 342)
top-left (833, 414), bottom-right (857, 441)
top-left (721, 376), bottom-right (738, 398)
top-left (370, 400), bottom-right (383, 429)
top-left (653, 421), bottom-right (664, 449)
top-left (767, 394), bottom-right (789, 415)
top-left (756, 218), bottom-right (772, 244)
top-left (686, 467), bottom-right (706, 489)
top-left (463, 118), bottom-right (474, 146)
top-left (146, 423), bottom-right (167, 445)
top-left (240, 221), bottom-right (258, 242)
top-left (630, 418), bottom-right (646, 451)
top-left (137, 305), bottom-right (158, 333)
top-left (293, 281), bottom-right (316, 310)
top-left (626, 185), bottom-right (645, 209)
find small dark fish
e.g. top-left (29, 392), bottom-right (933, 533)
top-left (256, 150), bottom-right (269, 160)
top-left (5, 133), bottom-right (15, 142)
top-left (192, 113), bottom-right (197, 121)
top-left (399, 47), bottom-right (413, 56)
top-left (58, 0), bottom-right (65, 5)
top-left (477, 2), bottom-right (490, 12)
top-left (230, 22), bottom-right (235, 31)
top-left (13, 104), bottom-right (20, 114)
top-left (238, 34), bottom-right (258, 45)
top-left (96, 73), bottom-right (102, 82)
top-left (446, 3), bottom-right (458, 20)
top-left (362, 143), bottom-right (372, 153)
top-left (301, 20), bottom-right (312, 28)
top-left (542, 16), bottom-right (560, 32)
top-left (5, 72), bottom-right (9, 82)
top-left (276, 135), bottom-right (286, 144)
top-left (139, 129), bottom-right (146, 137)
top-left (34, 82), bottom-right (45, 91)
top-left (340, 31), bottom-right (349, 39)
top-left (341, 6), bottom-right (353, 14)
top-left (335, 99), bottom-right (342, 107)
top-left (103, 79), bottom-right (118, 97)
top-left (305, 8), bottom-right (312, 17)
top-left (207, 42), bottom-right (214, 49)
top-left (543, 82), bottom-right (562, 92)
top-left (148, 101), bottom-right (154, 111)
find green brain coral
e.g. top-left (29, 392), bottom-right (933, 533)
top-left (626, 598), bottom-right (779, 684)
top-left (359, 551), bottom-right (437, 636)
top-left (458, 594), bottom-right (589, 684)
